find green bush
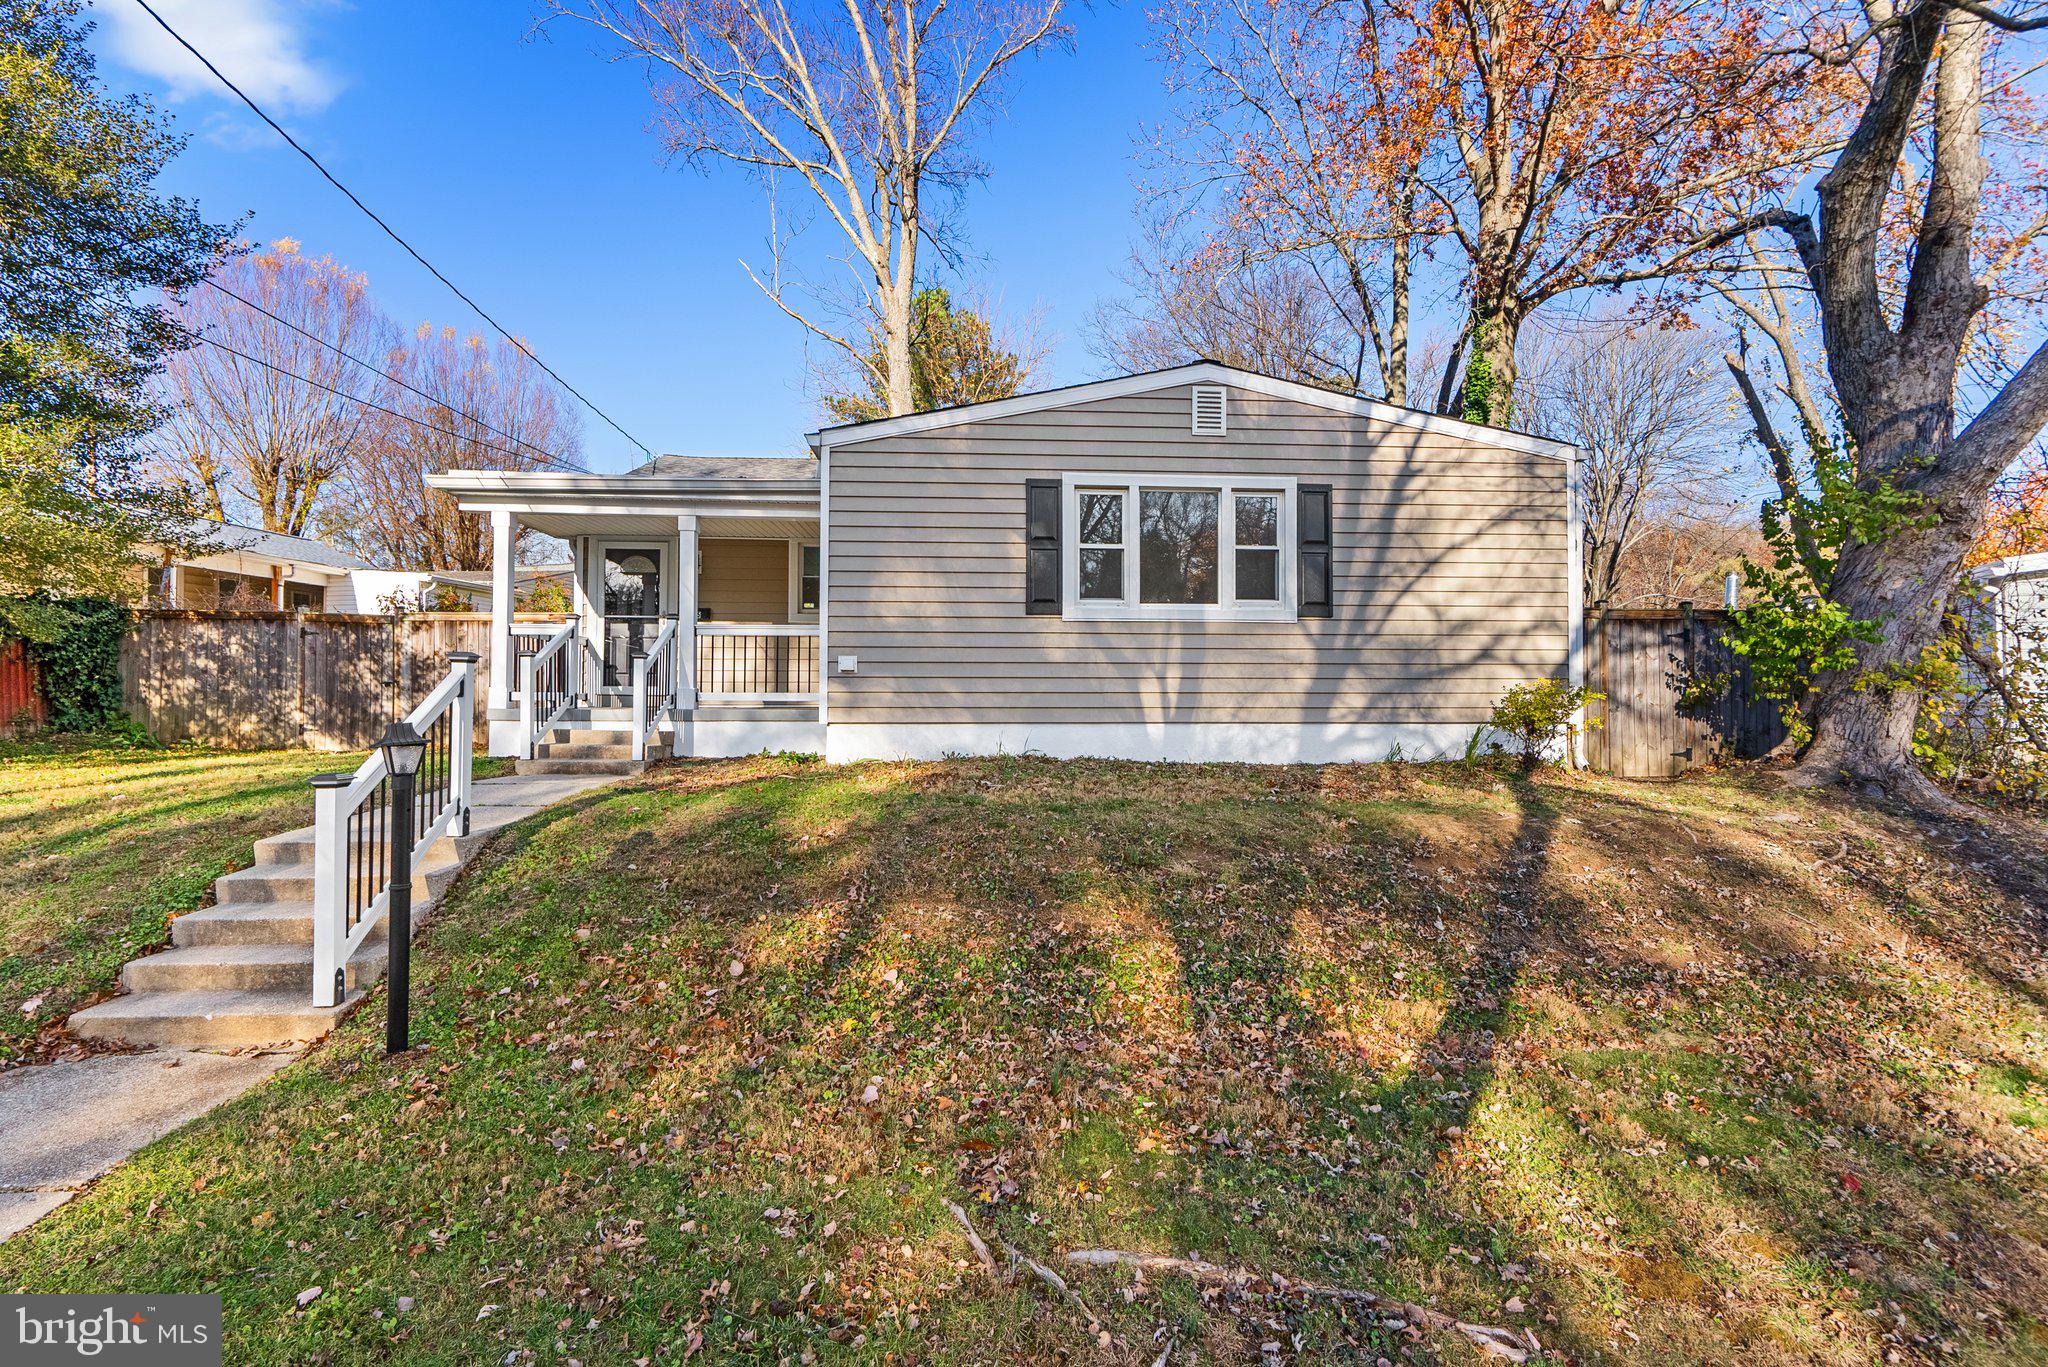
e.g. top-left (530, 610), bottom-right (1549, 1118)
top-left (1489, 679), bottom-right (1601, 771)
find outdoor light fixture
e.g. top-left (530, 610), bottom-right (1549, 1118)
top-left (378, 719), bottom-right (428, 1054)
top-left (379, 719), bottom-right (428, 777)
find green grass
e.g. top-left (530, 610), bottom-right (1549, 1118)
top-left (0, 737), bottom-right (508, 1062)
top-left (3, 755), bottom-right (2046, 1364)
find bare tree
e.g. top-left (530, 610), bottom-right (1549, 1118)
top-left (1091, 242), bottom-right (1358, 387)
top-left (1607, 515), bottom-right (1766, 609)
top-left (547, 0), bottom-right (1068, 417)
top-left (157, 239), bottom-right (393, 535)
top-left (1521, 320), bottom-right (1747, 607)
top-left (1146, 0), bottom-right (1424, 402)
top-left (332, 325), bottom-right (582, 570)
top-left (1743, 2), bottom-right (2048, 798)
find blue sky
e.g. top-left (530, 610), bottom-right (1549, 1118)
top-left (89, 0), bottom-right (1172, 473)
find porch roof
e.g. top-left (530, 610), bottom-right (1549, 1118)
top-left (425, 456), bottom-right (819, 535)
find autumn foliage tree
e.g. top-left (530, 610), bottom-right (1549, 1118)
top-left (1974, 452), bottom-right (2048, 563)
top-left (1150, 0), bottom-right (1837, 420)
top-left (1149, 0), bottom-right (1426, 401)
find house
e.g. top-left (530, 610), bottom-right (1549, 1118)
top-left (143, 516), bottom-right (399, 612)
top-left (420, 562), bottom-right (575, 611)
top-left (140, 516), bottom-right (572, 615)
top-left (1973, 550), bottom-right (2048, 659)
top-left (425, 362), bottom-right (1581, 765)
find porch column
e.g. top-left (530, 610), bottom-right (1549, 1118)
top-left (568, 535), bottom-right (595, 702)
top-left (676, 515), bottom-right (698, 711)
top-left (488, 509), bottom-right (516, 711)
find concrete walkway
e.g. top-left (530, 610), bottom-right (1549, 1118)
top-left (0, 770), bottom-right (629, 1242)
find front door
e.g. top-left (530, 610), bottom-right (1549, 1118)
top-left (599, 544), bottom-right (666, 693)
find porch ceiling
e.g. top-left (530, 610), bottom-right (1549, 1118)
top-left (514, 512), bottom-right (818, 540)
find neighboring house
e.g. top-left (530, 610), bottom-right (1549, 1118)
top-left (144, 516), bottom-right (393, 612)
top-left (141, 516), bottom-right (571, 615)
top-left (1974, 551), bottom-right (2048, 658)
top-left (425, 361), bottom-right (1581, 764)
top-left (422, 562), bottom-right (575, 611)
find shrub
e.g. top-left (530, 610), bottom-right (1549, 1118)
top-left (519, 580), bottom-right (572, 614)
top-left (1489, 679), bottom-right (1601, 771)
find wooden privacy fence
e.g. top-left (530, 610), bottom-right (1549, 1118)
top-left (1583, 607), bottom-right (1785, 778)
top-left (122, 611), bottom-right (546, 750)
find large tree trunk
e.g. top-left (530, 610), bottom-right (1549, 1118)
top-left (1791, 518), bottom-right (1974, 798)
top-left (1770, 6), bottom-right (2048, 805)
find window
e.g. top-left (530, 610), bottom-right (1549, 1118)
top-left (1140, 489), bottom-right (1218, 605)
top-left (285, 582), bottom-right (324, 611)
top-left (1061, 474), bottom-right (1296, 620)
top-left (1234, 493), bottom-right (1280, 603)
top-left (1077, 490), bottom-right (1125, 601)
top-left (602, 547), bottom-right (662, 618)
top-left (796, 543), bottom-right (821, 616)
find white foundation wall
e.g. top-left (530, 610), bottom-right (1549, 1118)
top-left (822, 721), bottom-right (1483, 765)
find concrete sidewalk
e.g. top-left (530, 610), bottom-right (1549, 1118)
top-left (0, 769), bottom-right (629, 1242)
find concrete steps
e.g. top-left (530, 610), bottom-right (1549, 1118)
top-left (123, 942), bottom-right (388, 994)
top-left (67, 988), bottom-right (367, 1050)
top-left (513, 724), bottom-right (655, 777)
top-left (69, 831), bottom-right (463, 1051)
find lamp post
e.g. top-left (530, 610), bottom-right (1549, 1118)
top-left (378, 720), bottom-right (428, 1055)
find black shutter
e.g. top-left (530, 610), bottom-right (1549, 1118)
top-left (1298, 483), bottom-right (1333, 618)
top-left (1025, 479), bottom-right (1061, 615)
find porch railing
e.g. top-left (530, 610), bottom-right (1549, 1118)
top-left (310, 653), bottom-right (476, 1007)
top-left (518, 619), bottom-right (579, 757)
top-left (631, 616), bottom-right (683, 761)
top-left (696, 625), bottom-right (820, 703)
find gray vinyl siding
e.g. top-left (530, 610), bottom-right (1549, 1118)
top-left (824, 382), bottom-right (1570, 725)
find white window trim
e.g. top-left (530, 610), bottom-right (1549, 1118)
top-left (1060, 472), bottom-right (1298, 622)
top-left (787, 538), bottom-right (820, 621)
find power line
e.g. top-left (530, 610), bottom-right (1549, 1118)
top-left (128, 0), bottom-right (654, 460)
top-left (194, 332), bottom-right (581, 468)
top-left (198, 278), bottom-right (582, 472)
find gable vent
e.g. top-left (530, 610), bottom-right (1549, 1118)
top-left (1191, 385), bottom-right (1227, 436)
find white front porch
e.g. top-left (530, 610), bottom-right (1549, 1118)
top-left (460, 489), bottom-right (823, 761)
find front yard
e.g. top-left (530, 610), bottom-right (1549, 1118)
top-left (3, 754), bottom-right (2046, 1363)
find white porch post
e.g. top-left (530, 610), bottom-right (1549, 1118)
top-left (488, 509), bottom-right (515, 712)
top-left (674, 515), bottom-right (698, 757)
top-left (568, 535), bottom-right (594, 703)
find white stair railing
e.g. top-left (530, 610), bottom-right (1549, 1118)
top-left (310, 653), bottom-right (477, 1007)
top-left (631, 617), bottom-right (680, 761)
top-left (518, 619), bottom-right (579, 759)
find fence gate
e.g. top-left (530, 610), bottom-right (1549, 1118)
top-left (1584, 608), bottom-right (1786, 778)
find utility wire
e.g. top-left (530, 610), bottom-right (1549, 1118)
top-left (194, 332), bottom-right (582, 468)
top-left (128, 0), bottom-right (655, 460)
top-left (198, 278), bottom-right (583, 472)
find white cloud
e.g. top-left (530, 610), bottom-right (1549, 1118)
top-left (98, 0), bottom-right (343, 117)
